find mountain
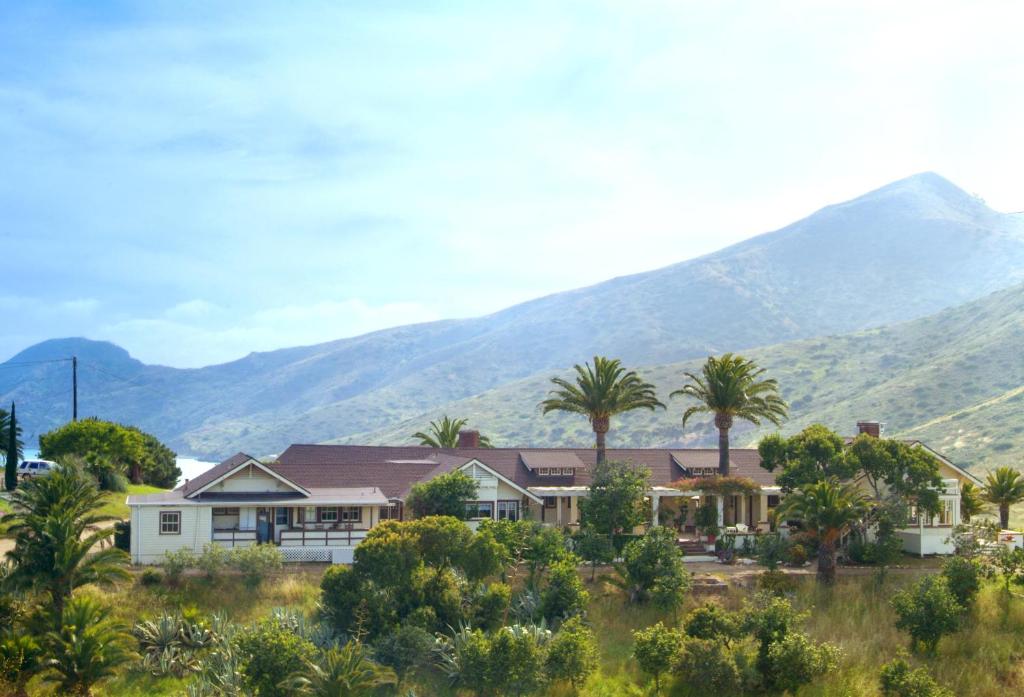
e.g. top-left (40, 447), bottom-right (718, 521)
top-left (351, 281), bottom-right (1024, 470)
top-left (2, 172), bottom-right (1023, 460)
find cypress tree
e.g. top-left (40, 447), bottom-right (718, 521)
top-left (4, 402), bottom-right (16, 491)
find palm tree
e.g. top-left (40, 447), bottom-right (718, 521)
top-left (413, 415), bottom-right (493, 448)
top-left (960, 481), bottom-right (985, 523)
top-left (0, 632), bottom-right (44, 697)
top-left (281, 643), bottom-right (397, 696)
top-left (671, 353), bottom-right (787, 477)
top-left (982, 466), bottom-right (1024, 530)
top-left (540, 356), bottom-right (664, 464)
top-left (5, 465), bottom-right (130, 621)
top-left (775, 478), bottom-right (868, 584)
top-left (41, 595), bottom-right (134, 696)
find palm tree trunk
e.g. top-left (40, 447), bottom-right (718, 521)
top-left (1000, 504), bottom-right (1010, 530)
top-left (593, 417), bottom-right (609, 465)
top-left (714, 413), bottom-right (733, 477)
top-left (818, 542), bottom-right (836, 584)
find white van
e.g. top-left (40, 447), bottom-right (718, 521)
top-left (16, 459), bottom-right (58, 480)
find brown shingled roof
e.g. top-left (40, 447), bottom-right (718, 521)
top-left (181, 452), bottom-right (256, 495)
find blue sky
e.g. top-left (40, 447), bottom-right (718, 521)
top-left (3, 1), bottom-right (1023, 367)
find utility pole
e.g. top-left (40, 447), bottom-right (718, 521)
top-left (72, 356), bottom-right (78, 421)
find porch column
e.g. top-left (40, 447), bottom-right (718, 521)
top-left (716, 496), bottom-right (725, 528)
top-left (650, 494), bottom-right (660, 527)
top-left (759, 495), bottom-right (768, 527)
top-left (918, 513), bottom-right (924, 558)
top-left (556, 496), bottom-right (563, 526)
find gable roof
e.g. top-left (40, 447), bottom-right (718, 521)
top-left (183, 452), bottom-right (310, 498)
top-left (520, 451), bottom-right (586, 471)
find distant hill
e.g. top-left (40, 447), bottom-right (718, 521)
top-left (2, 172), bottom-right (1023, 461)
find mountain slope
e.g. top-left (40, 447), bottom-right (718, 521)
top-left (351, 281), bottom-right (1024, 470)
top-left (2, 172), bottom-right (1023, 459)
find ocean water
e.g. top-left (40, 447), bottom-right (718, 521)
top-left (22, 448), bottom-right (212, 488)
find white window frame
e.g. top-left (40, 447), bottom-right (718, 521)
top-left (159, 511), bottom-right (181, 535)
top-left (320, 507), bottom-right (339, 523)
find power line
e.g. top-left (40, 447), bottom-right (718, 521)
top-left (0, 358), bottom-right (74, 369)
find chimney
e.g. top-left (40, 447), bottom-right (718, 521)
top-left (856, 421), bottom-right (883, 438)
top-left (457, 430), bottom-right (481, 448)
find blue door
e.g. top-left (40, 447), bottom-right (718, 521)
top-left (257, 508), bottom-right (271, 543)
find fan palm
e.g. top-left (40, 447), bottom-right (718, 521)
top-left (280, 643), bottom-right (397, 696)
top-left (959, 481), bottom-right (985, 523)
top-left (982, 466), bottom-right (1024, 530)
top-left (5, 465), bottom-right (130, 621)
top-left (540, 356), bottom-right (664, 464)
top-left (671, 354), bottom-right (787, 477)
top-left (41, 595), bottom-right (134, 696)
top-left (775, 478), bottom-right (868, 584)
top-left (413, 415), bottom-right (492, 448)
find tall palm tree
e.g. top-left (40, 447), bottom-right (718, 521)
top-left (671, 353), bottom-right (788, 477)
top-left (281, 643), bottom-right (397, 696)
top-left (959, 481), bottom-right (985, 523)
top-left (413, 415), bottom-right (493, 448)
top-left (5, 465), bottom-right (130, 621)
top-left (540, 356), bottom-right (664, 464)
top-left (775, 478), bottom-right (868, 584)
top-left (982, 466), bottom-right (1024, 530)
top-left (42, 595), bottom-right (134, 696)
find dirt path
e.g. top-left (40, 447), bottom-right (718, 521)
top-left (0, 519), bottom-right (118, 558)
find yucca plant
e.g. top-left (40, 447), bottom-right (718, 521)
top-left (281, 642), bottom-right (397, 696)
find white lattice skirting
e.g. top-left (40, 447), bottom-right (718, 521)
top-left (280, 547), bottom-right (335, 563)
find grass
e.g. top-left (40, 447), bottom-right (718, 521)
top-left (19, 561), bottom-right (1022, 697)
top-left (96, 483), bottom-right (165, 520)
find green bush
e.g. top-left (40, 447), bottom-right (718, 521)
top-left (139, 568), bottom-right (163, 586)
top-left (540, 559), bottom-right (589, 622)
top-left (161, 549), bottom-right (195, 586)
top-left (632, 621), bottom-right (684, 692)
top-left (891, 576), bottom-right (963, 654)
top-left (319, 565), bottom-right (394, 640)
top-left (233, 619), bottom-right (315, 697)
top-left (619, 527), bottom-right (688, 603)
top-left (761, 631), bottom-right (840, 695)
top-left (684, 603), bottom-right (743, 646)
top-left (487, 625), bottom-right (549, 696)
top-left (473, 582), bottom-right (512, 631)
top-left (229, 544), bottom-right (282, 589)
top-left (674, 637), bottom-right (742, 694)
top-left (545, 616), bottom-right (598, 690)
top-left (787, 543), bottom-right (808, 566)
top-left (196, 543), bottom-right (230, 582)
top-left (113, 521), bottom-right (131, 551)
top-left (941, 556), bottom-right (982, 609)
top-left (880, 655), bottom-right (953, 696)
top-left (374, 623), bottom-right (435, 684)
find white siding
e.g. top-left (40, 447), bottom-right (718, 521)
top-left (131, 505), bottom-right (212, 564)
top-left (206, 467), bottom-right (294, 494)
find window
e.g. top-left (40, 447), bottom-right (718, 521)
top-left (319, 507), bottom-right (339, 523)
top-left (212, 507), bottom-right (240, 517)
top-left (562, 468), bottom-right (575, 476)
top-left (340, 507), bottom-right (362, 523)
top-left (465, 502), bottom-right (494, 520)
top-left (543, 496), bottom-right (556, 509)
top-left (380, 503), bottom-right (401, 520)
top-left (304, 506), bottom-right (316, 523)
top-left (275, 508), bottom-right (289, 526)
top-left (538, 468), bottom-right (551, 476)
top-left (159, 511), bottom-right (181, 535)
top-left (497, 500), bottom-right (519, 521)
top-left (767, 495), bottom-right (780, 509)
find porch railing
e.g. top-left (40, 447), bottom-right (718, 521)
top-left (212, 529), bottom-right (258, 547)
top-left (279, 526), bottom-right (369, 547)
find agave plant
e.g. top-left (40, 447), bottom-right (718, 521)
top-left (142, 645), bottom-right (201, 678)
top-left (185, 636), bottom-right (245, 697)
top-left (134, 614), bottom-right (183, 655)
top-left (281, 643), bottom-right (397, 696)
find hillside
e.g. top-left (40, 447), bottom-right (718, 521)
top-left (2, 172), bottom-right (1023, 459)
top-left (351, 282), bottom-right (1024, 471)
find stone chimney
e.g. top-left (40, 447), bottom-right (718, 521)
top-left (457, 430), bottom-right (481, 448)
top-left (856, 421), bottom-right (883, 438)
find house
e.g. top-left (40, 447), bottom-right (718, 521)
top-left (126, 423), bottom-right (982, 564)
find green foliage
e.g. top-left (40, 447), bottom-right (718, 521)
top-left (574, 529), bottom-right (615, 581)
top-left (196, 543), bottom-right (230, 582)
top-left (992, 546), bottom-right (1024, 593)
top-left (229, 543), bottom-right (282, 589)
top-left (674, 637), bottom-right (742, 695)
top-left (632, 621), bottom-right (683, 692)
top-left (579, 460), bottom-right (650, 536)
top-left (683, 602), bottom-right (743, 647)
top-left (941, 556), bottom-right (983, 609)
top-left (463, 528), bottom-right (506, 582)
top-left (405, 471), bottom-right (479, 520)
top-left (758, 424), bottom-right (856, 492)
top-left (617, 526), bottom-right (690, 604)
top-left (437, 625), bottom-right (551, 697)
top-left (891, 575), bottom-right (963, 654)
top-left (406, 515), bottom-right (474, 568)
top-left (3, 403), bottom-right (22, 492)
top-left (540, 559), bottom-right (589, 622)
top-left (880, 655), bottom-right (954, 697)
top-left (693, 503), bottom-right (720, 538)
top-left (412, 415), bottom-right (492, 448)
top-left (754, 532), bottom-right (789, 571)
top-left (472, 582), bottom-right (512, 630)
top-left (375, 624), bottom-right (435, 683)
top-left (982, 466), bottom-right (1024, 530)
top-left (139, 568), bottom-right (163, 586)
top-left (319, 565), bottom-right (393, 640)
top-left (161, 549), bottom-right (195, 586)
top-left (233, 618), bottom-right (316, 697)
top-left (0, 631), bottom-right (43, 695)
top-left (282, 642), bottom-right (396, 696)
top-left (545, 616), bottom-right (598, 690)
top-left (41, 595), bottom-right (134, 696)
top-left (959, 481), bottom-right (985, 523)
top-left (761, 631), bottom-right (840, 695)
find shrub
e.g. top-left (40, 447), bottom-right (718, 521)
top-left (319, 565), bottom-right (394, 640)
top-left (41, 596), bottom-right (134, 696)
top-left (487, 625), bottom-right (549, 696)
top-left (464, 528), bottom-right (507, 582)
top-left (941, 556), bottom-right (982, 609)
top-left (757, 568), bottom-right (796, 596)
top-left (411, 565), bottom-right (466, 631)
top-left (139, 568), bottom-right (163, 587)
top-left (574, 530), bottom-right (616, 581)
top-left (229, 544), bottom-right (282, 589)
top-left (113, 521), bottom-right (131, 551)
top-left (880, 655), bottom-right (953, 697)
top-left (684, 603), bottom-right (743, 647)
top-left (473, 582), bottom-right (512, 631)
top-left (891, 575), bottom-right (963, 654)
top-left (540, 559), bottom-right (589, 622)
top-left (787, 543), bottom-right (808, 566)
top-left (374, 623), bottom-right (435, 684)
top-left (545, 616), bottom-right (598, 690)
top-left (761, 631), bottom-right (840, 695)
top-left (619, 527), bottom-right (688, 603)
top-left (162, 549), bottom-right (195, 586)
top-left (196, 543), bottom-right (230, 582)
top-left (632, 622), bottom-right (684, 693)
top-left (755, 532), bottom-right (789, 571)
top-left (405, 471), bottom-right (479, 519)
top-left (674, 637), bottom-right (742, 694)
top-left (233, 619), bottom-right (315, 697)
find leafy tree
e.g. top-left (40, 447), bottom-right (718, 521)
top-left (282, 642), bottom-right (397, 696)
top-left (413, 415), bottom-right (493, 447)
top-left (632, 622), bottom-right (684, 693)
top-left (541, 356), bottom-right (664, 464)
top-left (540, 559), bottom-right (589, 622)
top-left (982, 466), bottom-right (1024, 530)
top-left (761, 631), bottom-right (840, 695)
top-left (672, 353), bottom-right (787, 477)
top-left (5, 465), bottom-right (130, 621)
top-left (941, 556), bottom-right (982, 609)
top-left (0, 631), bottom-right (43, 697)
top-left (405, 470), bottom-right (479, 520)
top-left (463, 527), bottom-right (507, 582)
top-left (684, 602), bottom-right (743, 648)
top-left (891, 575), bottom-right (963, 654)
top-left (579, 460), bottom-right (650, 537)
top-left (319, 566), bottom-right (394, 640)
top-left (775, 478), bottom-right (868, 584)
top-left (487, 625), bottom-right (550, 696)
top-left (522, 524), bottom-right (573, 584)
top-left (959, 481), bottom-right (985, 523)
top-left (617, 527), bottom-right (689, 603)
top-left (575, 529), bottom-right (615, 581)
top-left (374, 624), bottom-right (434, 686)
top-left (880, 655), bottom-right (953, 697)
top-left (355, 521), bottom-right (425, 589)
top-left (2, 403), bottom-right (21, 492)
top-left (674, 637), bottom-right (742, 695)
top-left (758, 424), bottom-right (856, 492)
top-left (233, 618), bottom-right (316, 697)
top-left (472, 582), bottom-right (511, 630)
top-left (406, 515), bottom-right (474, 568)
top-left (992, 546), bottom-right (1024, 594)
top-left (744, 593), bottom-right (808, 679)
top-left (846, 435), bottom-right (944, 513)
top-left (545, 616), bottom-right (598, 692)
top-left (41, 596), bottom-right (134, 696)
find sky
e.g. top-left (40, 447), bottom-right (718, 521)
top-left (2, 0), bottom-right (1023, 368)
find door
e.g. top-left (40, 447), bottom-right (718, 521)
top-left (256, 508), bottom-right (271, 543)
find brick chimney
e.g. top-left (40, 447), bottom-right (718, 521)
top-left (457, 430), bottom-right (481, 448)
top-left (856, 421), bottom-right (883, 438)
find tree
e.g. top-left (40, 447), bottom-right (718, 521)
top-left (3, 403), bottom-right (20, 492)
top-left (959, 481), bottom-right (985, 523)
top-left (758, 424), bottom-right (856, 492)
top-left (891, 575), bottom-right (962, 654)
top-left (617, 527), bottom-right (689, 603)
top-left (375, 624), bottom-right (434, 686)
top-left (578, 460), bottom-right (650, 537)
top-left (672, 353), bottom-right (787, 477)
top-left (775, 478), bottom-right (868, 584)
top-left (487, 625), bottom-right (550, 696)
top-left (413, 415), bottom-right (492, 447)
top-left (941, 556), bottom-right (982, 609)
top-left (282, 643), bottom-right (397, 696)
top-left (545, 616), bottom-right (598, 692)
top-left (540, 559), bottom-right (589, 622)
top-left (674, 637), bottom-right (742, 694)
top-left (846, 435), bottom-right (944, 514)
top-left (632, 622), bottom-right (683, 693)
top-left (541, 356), bottom-right (664, 464)
top-left (4, 465), bottom-right (130, 621)
top-left (761, 631), bottom-right (840, 695)
top-left (574, 529), bottom-right (615, 582)
top-left (683, 603), bottom-right (743, 647)
top-left (233, 618), bottom-right (316, 697)
top-left (41, 596), bottom-right (134, 696)
top-left (880, 655), bottom-right (953, 697)
top-left (405, 471), bottom-right (479, 520)
top-left (982, 466), bottom-right (1024, 530)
